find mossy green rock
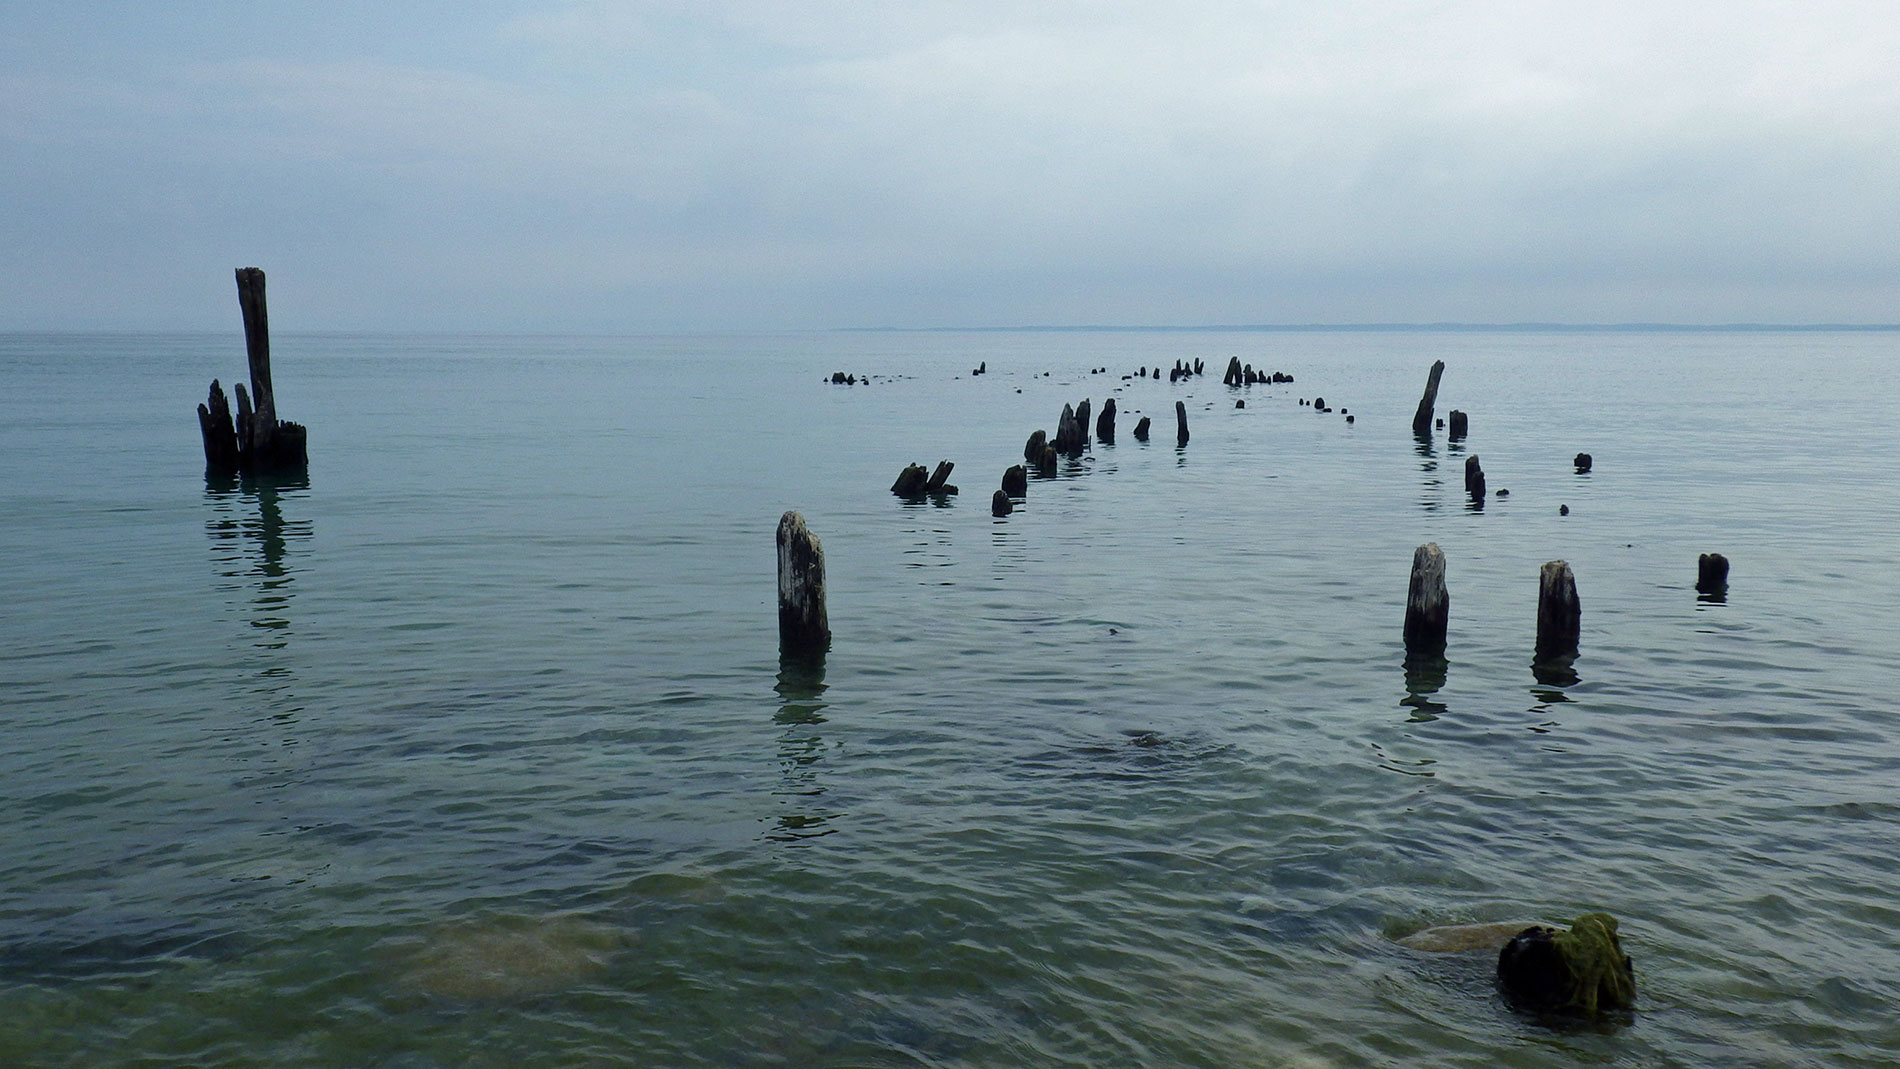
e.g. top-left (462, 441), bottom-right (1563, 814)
top-left (1497, 912), bottom-right (1635, 1016)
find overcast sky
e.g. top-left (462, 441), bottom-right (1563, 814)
top-left (3, 2), bottom-right (1897, 330)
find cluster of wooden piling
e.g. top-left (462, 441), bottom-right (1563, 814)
top-left (197, 268), bottom-right (308, 475)
top-left (1222, 356), bottom-right (1293, 386)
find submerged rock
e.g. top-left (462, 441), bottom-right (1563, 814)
top-left (1393, 921), bottom-right (1535, 953)
top-left (394, 912), bottom-right (633, 1002)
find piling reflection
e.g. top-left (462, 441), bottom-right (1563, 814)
top-left (770, 656), bottom-right (837, 842)
top-left (1531, 652), bottom-right (1581, 689)
top-left (205, 469), bottom-right (312, 652)
top-left (1400, 655), bottom-right (1449, 722)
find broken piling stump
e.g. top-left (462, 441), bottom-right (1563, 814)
top-left (1404, 544), bottom-right (1449, 658)
top-left (1696, 553), bottom-right (1730, 596)
top-left (1001, 465), bottom-right (1028, 497)
top-left (1133, 416), bottom-right (1151, 441)
top-left (991, 490), bottom-right (1012, 517)
top-left (1448, 410), bottom-right (1468, 439)
top-left (777, 511), bottom-right (829, 657)
top-left (1054, 404), bottom-right (1082, 455)
top-left (1024, 430), bottom-right (1048, 464)
top-left (1574, 452), bottom-right (1593, 473)
top-left (891, 463), bottom-right (930, 496)
top-left (1175, 401), bottom-right (1188, 445)
top-left (198, 267), bottom-right (307, 474)
top-left (1412, 359), bottom-right (1446, 436)
top-left (1096, 398), bottom-right (1116, 442)
top-left (1037, 446), bottom-right (1057, 477)
top-left (1465, 455), bottom-right (1486, 500)
top-left (1074, 400), bottom-right (1092, 448)
top-left (924, 460), bottom-right (957, 495)
top-left (1535, 561), bottom-right (1581, 659)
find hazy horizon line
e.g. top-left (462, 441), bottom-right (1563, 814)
top-left (9, 321), bottom-right (1900, 337)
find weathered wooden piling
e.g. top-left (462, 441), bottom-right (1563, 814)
top-left (1535, 561), bottom-right (1581, 658)
top-left (1194, 358), bottom-right (1204, 375)
top-left (923, 460), bottom-right (956, 494)
top-left (891, 463), bottom-right (930, 496)
top-left (1224, 356), bottom-right (1242, 386)
top-left (1024, 430), bottom-right (1048, 464)
top-left (1037, 445), bottom-right (1058, 476)
top-left (1175, 401), bottom-right (1188, 445)
top-left (1696, 553), bottom-right (1729, 594)
top-left (991, 490), bottom-right (1012, 516)
top-left (1074, 399), bottom-right (1092, 447)
top-left (1574, 452), bottom-right (1593, 473)
top-left (777, 511), bottom-right (829, 657)
top-left (1404, 543), bottom-right (1450, 658)
top-left (1133, 416), bottom-right (1151, 441)
top-left (1412, 359), bottom-right (1446, 435)
top-left (1054, 404), bottom-right (1082, 454)
top-left (198, 267), bottom-right (307, 474)
top-left (1001, 464), bottom-right (1028, 497)
top-left (1465, 455), bottom-right (1486, 499)
top-left (1096, 398), bottom-right (1116, 442)
top-left (1448, 410), bottom-right (1468, 439)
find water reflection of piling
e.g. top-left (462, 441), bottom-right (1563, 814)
top-left (771, 656), bottom-right (836, 841)
top-left (205, 470), bottom-right (312, 650)
top-left (1401, 656), bottom-right (1449, 722)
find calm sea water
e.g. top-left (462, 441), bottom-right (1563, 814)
top-left (2, 329), bottom-right (1897, 1066)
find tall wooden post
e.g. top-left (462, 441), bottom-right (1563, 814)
top-left (777, 512), bottom-right (829, 657)
top-left (1535, 561), bottom-right (1580, 658)
top-left (1404, 544), bottom-right (1449, 657)
top-left (235, 267), bottom-right (276, 455)
top-left (1175, 401), bottom-right (1189, 445)
top-left (1412, 360), bottom-right (1446, 435)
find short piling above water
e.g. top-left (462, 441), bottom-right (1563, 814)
top-left (1133, 416), bottom-right (1151, 441)
top-left (1696, 553), bottom-right (1730, 596)
top-left (1404, 543), bottom-right (1450, 658)
top-left (1096, 398), bottom-right (1116, 442)
top-left (1465, 455), bottom-right (1487, 500)
top-left (777, 511), bottom-right (829, 657)
top-left (1175, 401), bottom-right (1189, 445)
top-left (1535, 561), bottom-right (1581, 659)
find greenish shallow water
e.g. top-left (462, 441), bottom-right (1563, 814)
top-left (1, 329), bottom-right (1897, 1066)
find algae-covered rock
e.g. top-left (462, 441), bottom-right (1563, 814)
top-left (1496, 912), bottom-right (1635, 1016)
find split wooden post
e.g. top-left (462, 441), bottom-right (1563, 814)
top-left (1412, 359), bottom-right (1446, 435)
top-left (777, 512), bottom-right (829, 657)
top-left (1175, 401), bottom-right (1189, 445)
top-left (1465, 455), bottom-right (1486, 500)
top-left (1404, 543), bottom-right (1449, 657)
top-left (198, 267), bottom-right (307, 474)
top-left (1535, 560), bottom-right (1580, 659)
top-left (1024, 430), bottom-right (1048, 464)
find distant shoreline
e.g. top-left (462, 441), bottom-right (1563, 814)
top-left (836, 322), bottom-right (1900, 334)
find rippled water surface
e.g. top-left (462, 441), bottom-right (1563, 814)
top-left (2, 329), bottom-right (1898, 1066)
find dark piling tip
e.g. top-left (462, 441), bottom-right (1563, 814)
top-left (1235, 400), bottom-right (1245, 409)
top-left (991, 490), bottom-right (1012, 517)
top-left (1574, 452), bottom-right (1594, 473)
top-left (1696, 552), bottom-right (1730, 595)
top-left (1560, 504), bottom-right (1570, 515)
